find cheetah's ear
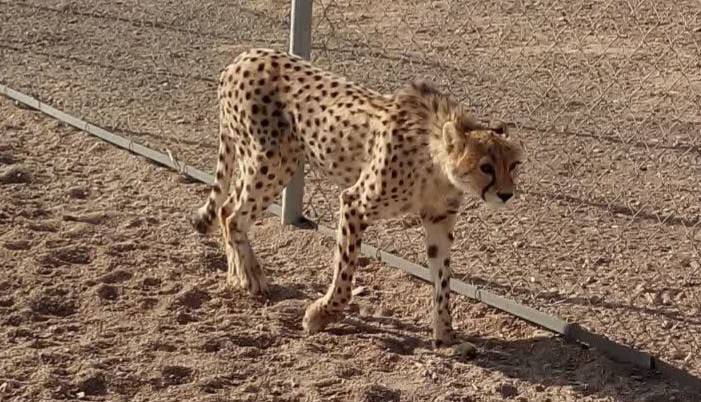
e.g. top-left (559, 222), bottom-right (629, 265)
top-left (411, 79), bottom-right (441, 96)
top-left (443, 121), bottom-right (465, 153)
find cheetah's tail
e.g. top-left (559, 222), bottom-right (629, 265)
top-left (191, 110), bottom-right (234, 235)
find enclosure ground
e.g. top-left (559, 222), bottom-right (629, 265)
top-left (1, 0), bottom-right (699, 381)
top-left (1, 0), bottom-right (700, 400)
top-left (0, 96), bottom-right (696, 401)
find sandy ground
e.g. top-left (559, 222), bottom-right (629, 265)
top-left (1, 0), bottom-right (700, 400)
top-left (0, 93), bottom-right (697, 401)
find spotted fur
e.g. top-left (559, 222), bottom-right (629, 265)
top-left (192, 48), bottom-right (523, 346)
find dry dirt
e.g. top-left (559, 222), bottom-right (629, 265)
top-left (1, 0), bottom-right (700, 401)
top-left (0, 92), bottom-right (696, 402)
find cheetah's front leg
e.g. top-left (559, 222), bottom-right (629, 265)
top-left (303, 190), bottom-right (364, 333)
top-left (422, 212), bottom-right (458, 347)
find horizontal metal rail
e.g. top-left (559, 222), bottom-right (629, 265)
top-left (1, 82), bottom-right (699, 394)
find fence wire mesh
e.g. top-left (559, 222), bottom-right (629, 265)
top-left (300, 0), bottom-right (701, 378)
top-left (1, 0), bottom-right (699, 382)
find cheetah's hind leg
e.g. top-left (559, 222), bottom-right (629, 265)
top-left (192, 121), bottom-right (235, 235)
top-left (218, 154), bottom-right (299, 297)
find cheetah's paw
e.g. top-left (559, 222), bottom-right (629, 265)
top-left (303, 299), bottom-right (342, 334)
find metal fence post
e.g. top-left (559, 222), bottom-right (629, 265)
top-left (281, 0), bottom-right (312, 225)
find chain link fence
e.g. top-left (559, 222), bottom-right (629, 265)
top-left (299, 0), bottom-right (701, 379)
top-left (1, 0), bottom-right (699, 381)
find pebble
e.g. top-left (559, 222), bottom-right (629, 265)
top-left (67, 186), bottom-right (88, 199)
top-left (0, 166), bottom-right (31, 184)
top-left (451, 342), bottom-right (477, 359)
top-left (497, 383), bottom-right (519, 399)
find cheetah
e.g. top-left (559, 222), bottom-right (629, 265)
top-left (192, 48), bottom-right (523, 347)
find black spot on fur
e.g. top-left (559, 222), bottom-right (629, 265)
top-left (427, 245), bottom-right (438, 259)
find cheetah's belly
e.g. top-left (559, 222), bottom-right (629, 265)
top-left (304, 146), bottom-right (366, 189)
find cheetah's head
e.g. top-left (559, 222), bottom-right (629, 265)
top-left (442, 121), bottom-right (524, 208)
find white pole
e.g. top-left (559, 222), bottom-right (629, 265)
top-left (281, 0), bottom-right (312, 225)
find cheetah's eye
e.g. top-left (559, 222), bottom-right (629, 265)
top-left (509, 161), bottom-right (521, 172)
top-left (480, 164), bottom-right (494, 175)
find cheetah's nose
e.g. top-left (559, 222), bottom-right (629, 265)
top-left (497, 192), bottom-right (513, 202)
